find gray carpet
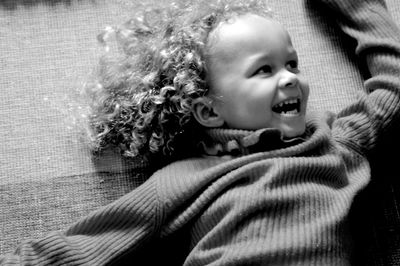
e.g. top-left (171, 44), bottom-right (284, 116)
top-left (1, 0), bottom-right (400, 255)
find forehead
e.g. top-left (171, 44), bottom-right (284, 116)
top-left (208, 15), bottom-right (293, 63)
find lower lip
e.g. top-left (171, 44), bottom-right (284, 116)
top-left (272, 111), bottom-right (304, 120)
top-left (273, 110), bottom-right (301, 116)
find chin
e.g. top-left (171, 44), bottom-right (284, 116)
top-left (280, 123), bottom-right (306, 139)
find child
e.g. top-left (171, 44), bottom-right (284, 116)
top-left (2, 0), bottom-right (400, 265)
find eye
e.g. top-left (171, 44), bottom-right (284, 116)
top-left (286, 60), bottom-right (299, 71)
top-left (253, 65), bottom-right (272, 76)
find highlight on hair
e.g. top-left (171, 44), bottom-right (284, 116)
top-left (81, 0), bottom-right (272, 160)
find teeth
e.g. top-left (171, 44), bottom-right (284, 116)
top-left (275, 98), bottom-right (300, 107)
top-left (277, 99), bottom-right (298, 107)
top-left (272, 98), bottom-right (301, 115)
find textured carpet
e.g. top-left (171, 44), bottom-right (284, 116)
top-left (1, 0), bottom-right (400, 262)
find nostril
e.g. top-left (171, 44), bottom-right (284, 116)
top-left (278, 69), bottom-right (299, 88)
top-left (285, 81), bottom-right (295, 87)
top-left (280, 76), bottom-right (298, 88)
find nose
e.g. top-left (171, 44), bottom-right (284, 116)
top-left (278, 69), bottom-right (299, 89)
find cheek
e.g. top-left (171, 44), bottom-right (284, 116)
top-left (247, 86), bottom-right (276, 109)
top-left (299, 76), bottom-right (310, 97)
top-left (212, 79), bottom-right (276, 116)
top-left (300, 82), bottom-right (310, 107)
top-left (231, 89), bottom-right (268, 107)
top-left (235, 92), bottom-right (275, 123)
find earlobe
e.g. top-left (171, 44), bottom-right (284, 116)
top-left (192, 97), bottom-right (224, 128)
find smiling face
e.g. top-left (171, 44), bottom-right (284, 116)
top-left (205, 14), bottom-right (309, 138)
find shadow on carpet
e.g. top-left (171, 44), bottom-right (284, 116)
top-left (0, 0), bottom-right (91, 10)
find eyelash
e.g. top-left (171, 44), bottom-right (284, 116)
top-left (255, 65), bottom-right (272, 75)
top-left (254, 60), bottom-right (299, 76)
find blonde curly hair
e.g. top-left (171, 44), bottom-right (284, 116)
top-left (84, 0), bottom-right (272, 160)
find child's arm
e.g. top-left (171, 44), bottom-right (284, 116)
top-left (0, 178), bottom-right (161, 265)
top-left (317, 0), bottom-right (400, 152)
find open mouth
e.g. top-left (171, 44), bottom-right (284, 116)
top-left (272, 98), bottom-right (301, 115)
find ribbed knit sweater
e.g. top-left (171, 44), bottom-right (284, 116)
top-left (2, 0), bottom-right (400, 265)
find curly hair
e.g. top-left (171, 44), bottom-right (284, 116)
top-left (82, 0), bottom-right (272, 160)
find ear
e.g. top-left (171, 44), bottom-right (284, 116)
top-left (192, 97), bottom-right (224, 128)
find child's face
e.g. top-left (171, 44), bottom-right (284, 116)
top-left (206, 15), bottom-right (309, 138)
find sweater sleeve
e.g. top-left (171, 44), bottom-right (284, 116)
top-left (0, 178), bottom-right (161, 265)
top-left (321, 0), bottom-right (400, 153)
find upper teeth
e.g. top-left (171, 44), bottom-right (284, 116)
top-left (272, 98), bottom-right (301, 115)
top-left (276, 98), bottom-right (299, 108)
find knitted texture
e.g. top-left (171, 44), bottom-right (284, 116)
top-left (2, 0), bottom-right (400, 265)
top-left (0, 0), bottom-right (373, 256)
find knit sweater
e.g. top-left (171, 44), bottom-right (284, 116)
top-left (2, 0), bottom-right (400, 265)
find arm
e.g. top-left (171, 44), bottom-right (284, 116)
top-left (0, 178), bottom-right (161, 265)
top-left (318, 0), bottom-right (400, 153)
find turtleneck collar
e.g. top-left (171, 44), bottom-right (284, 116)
top-left (200, 127), bottom-right (307, 156)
